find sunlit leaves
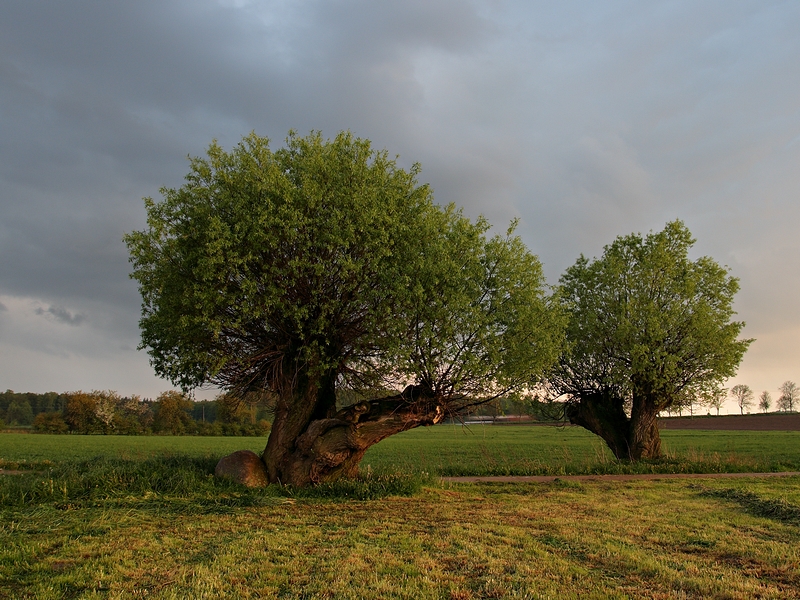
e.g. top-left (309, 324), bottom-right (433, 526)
top-left (555, 220), bottom-right (752, 410)
top-left (125, 131), bottom-right (563, 409)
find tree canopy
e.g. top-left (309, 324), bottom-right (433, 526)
top-left (550, 221), bottom-right (752, 459)
top-left (125, 131), bottom-right (564, 485)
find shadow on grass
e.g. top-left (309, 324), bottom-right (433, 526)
top-left (695, 486), bottom-right (800, 525)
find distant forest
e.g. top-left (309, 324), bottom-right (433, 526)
top-left (0, 389), bottom-right (270, 436)
top-left (0, 388), bottom-right (568, 435)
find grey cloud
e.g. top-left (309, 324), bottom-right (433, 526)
top-left (34, 305), bottom-right (87, 326)
top-left (0, 301), bottom-right (7, 312)
top-left (0, 0), bottom-right (798, 401)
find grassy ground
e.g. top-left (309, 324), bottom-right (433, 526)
top-left (0, 434), bottom-right (269, 467)
top-left (1, 473), bottom-right (798, 598)
top-left (3, 425), bottom-right (799, 475)
top-left (2, 427), bottom-right (799, 598)
top-left (362, 426), bottom-right (800, 475)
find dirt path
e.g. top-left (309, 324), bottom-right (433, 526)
top-left (442, 472), bottom-right (800, 483)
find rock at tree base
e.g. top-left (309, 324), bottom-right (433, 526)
top-left (215, 450), bottom-right (269, 487)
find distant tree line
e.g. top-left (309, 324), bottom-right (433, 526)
top-left (660, 380), bottom-right (798, 416)
top-left (0, 389), bottom-right (270, 435)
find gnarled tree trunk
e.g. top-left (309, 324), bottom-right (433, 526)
top-left (566, 391), bottom-right (631, 459)
top-left (567, 391), bottom-right (662, 461)
top-left (263, 384), bottom-right (445, 486)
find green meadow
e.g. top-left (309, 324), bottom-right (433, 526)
top-left (1, 426), bottom-right (799, 598)
top-left (3, 425), bottom-right (799, 475)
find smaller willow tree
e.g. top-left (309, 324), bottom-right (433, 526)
top-left (550, 221), bottom-right (752, 460)
top-left (125, 131), bottom-right (565, 486)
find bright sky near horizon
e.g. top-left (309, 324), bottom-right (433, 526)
top-left (0, 1), bottom-right (798, 413)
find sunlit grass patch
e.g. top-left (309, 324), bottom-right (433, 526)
top-left (0, 434), bottom-right (269, 465)
top-left (4, 479), bottom-right (799, 598)
top-left (3, 427), bottom-right (800, 476)
top-left (2, 429), bottom-right (800, 597)
top-left (362, 426), bottom-right (800, 476)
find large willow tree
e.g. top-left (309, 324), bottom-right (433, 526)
top-left (550, 221), bottom-right (752, 460)
top-left (125, 131), bottom-right (564, 486)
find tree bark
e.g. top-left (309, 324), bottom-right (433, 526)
top-left (628, 393), bottom-right (661, 460)
top-left (262, 367), bottom-right (324, 484)
top-left (566, 391), bottom-right (662, 461)
top-left (263, 385), bottom-right (445, 486)
top-left (565, 392), bottom-right (631, 460)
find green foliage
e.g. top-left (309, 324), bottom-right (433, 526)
top-left (0, 387), bottom-right (272, 436)
top-left (191, 399), bottom-right (218, 423)
top-left (64, 391), bottom-right (103, 433)
top-left (63, 390), bottom-right (149, 434)
top-left (32, 412), bottom-right (68, 434)
top-left (125, 130), bottom-right (437, 392)
top-left (555, 221), bottom-right (752, 410)
top-left (0, 390), bottom-right (68, 421)
top-left (152, 390), bottom-right (195, 434)
top-left (4, 398), bottom-right (34, 426)
top-left (396, 214), bottom-right (565, 403)
top-left (194, 419), bottom-right (271, 436)
top-left (216, 392), bottom-right (257, 424)
top-left (124, 130), bottom-right (564, 409)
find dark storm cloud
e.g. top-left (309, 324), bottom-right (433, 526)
top-left (0, 0), bottom-right (493, 305)
top-left (34, 305), bottom-right (87, 327)
top-left (0, 0), bottom-right (797, 401)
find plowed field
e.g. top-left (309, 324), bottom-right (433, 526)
top-left (658, 413), bottom-right (800, 430)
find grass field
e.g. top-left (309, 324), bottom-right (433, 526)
top-left (0, 434), bottom-right (269, 467)
top-left (3, 424), bottom-right (800, 475)
top-left (2, 427), bottom-right (800, 598)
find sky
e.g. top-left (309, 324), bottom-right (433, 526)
top-left (0, 1), bottom-right (798, 412)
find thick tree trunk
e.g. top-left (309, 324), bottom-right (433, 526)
top-left (263, 385), bottom-right (445, 486)
top-left (566, 392), bottom-right (631, 459)
top-left (628, 393), bottom-right (661, 460)
top-left (567, 391), bottom-right (662, 461)
top-left (262, 368), bottom-right (325, 484)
